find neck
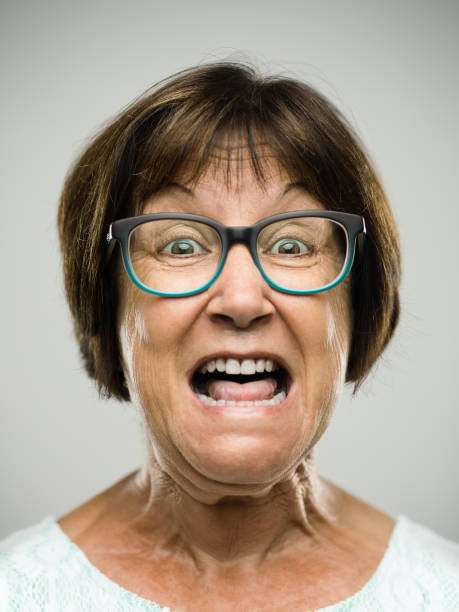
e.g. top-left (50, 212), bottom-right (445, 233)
top-left (127, 451), bottom-right (343, 570)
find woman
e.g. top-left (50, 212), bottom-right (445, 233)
top-left (1, 62), bottom-right (458, 611)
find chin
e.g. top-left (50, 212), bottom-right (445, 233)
top-left (180, 433), bottom-right (305, 487)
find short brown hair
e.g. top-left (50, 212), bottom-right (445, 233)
top-left (58, 62), bottom-right (401, 401)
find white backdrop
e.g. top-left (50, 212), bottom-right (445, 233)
top-left (1, 0), bottom-right (458, 540)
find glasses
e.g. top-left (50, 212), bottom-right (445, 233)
top-left (107, 211), bottom-right (366, 297)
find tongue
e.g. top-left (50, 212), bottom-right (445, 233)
top-left (207, 377), bottom-right (277, 402)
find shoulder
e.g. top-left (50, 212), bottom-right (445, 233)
top-left (0, 517), bottom-right (76, 609)
top-left (0, 517), bottom-right (165, 611)
top-left (372, 515), bottom-right (459, 611)
top-left (0, 516), bottom-right (72, 570)
top-left (396, 515), bottom-right (459, 570)
top-left (333, 490), bottom-right (459, 610)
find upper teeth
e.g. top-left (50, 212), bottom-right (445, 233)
top-left (199, 358), bottom-right (279, 375)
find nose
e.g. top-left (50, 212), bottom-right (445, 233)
top-left (205, 244), bottom-right (275, 328)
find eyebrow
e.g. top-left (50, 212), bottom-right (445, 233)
top-left (282, 181), bottom-right (311, 197)
top-left (166, 182), bottom-right (195, 197)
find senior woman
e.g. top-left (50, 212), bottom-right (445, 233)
top-left (1, 62), bottom-right (458, 611)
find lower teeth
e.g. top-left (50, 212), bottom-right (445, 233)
top-left (197, 390), bottom-right (286, 407)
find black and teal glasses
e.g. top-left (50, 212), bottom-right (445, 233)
top-left (106, 210), bottom-right (366, 297)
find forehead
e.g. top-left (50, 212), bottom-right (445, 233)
top-left (178, 142), bottom-right (285, 193)
top-left (141, 146), bottom-right (323, 222)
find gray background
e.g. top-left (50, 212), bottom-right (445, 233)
top-left (1, 0), bottom-right (458, 541)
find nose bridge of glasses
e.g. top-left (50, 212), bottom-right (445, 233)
top-left (224, 225), bottom-right (258, 264)
top-left (226, 226), bottom-right (253, 245)
top-left (217, 225), bottom-right (259, 272)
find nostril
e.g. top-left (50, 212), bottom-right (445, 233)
top-left (209, 310), bottom-right (273, 330)
top-left (210, 313), bottom-right (234, 324)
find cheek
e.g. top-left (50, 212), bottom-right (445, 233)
top-left (314, 289), bottom-right (352, 434)
top-left (291, 288), bottom-right (351, 371)
top-left (117, 282), bottom-right (149, 386)
top-left (118, 303), bottom-right (174, 451)
top-left (117, 279), bottom-right (161, 411)
top-left (116, 284), bottom-right (205, 421)
top-left (285, 287), bottom-right (352, 439)
top-left (324, 289), bottom-right (352, 377)
top-left (117, 281), bottom-right (186, 374)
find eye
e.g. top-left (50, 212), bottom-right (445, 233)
top-left (269, 238), bottom-right (310, 255)
top-left (161, 238), bottom-right (206, 255)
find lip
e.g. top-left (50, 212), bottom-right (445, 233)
top-left (190, 381), bottom-right (295, 418)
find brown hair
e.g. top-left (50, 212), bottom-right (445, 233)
top-left (58, 62), bottom-right (401, 401)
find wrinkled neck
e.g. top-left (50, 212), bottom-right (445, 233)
top-left (132, 452), bottom-right (342, 569)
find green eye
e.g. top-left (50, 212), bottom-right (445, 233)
top-left (162, 239), bottom-right (206, 255)
top-left (269, 239), bottom-right (309, 255)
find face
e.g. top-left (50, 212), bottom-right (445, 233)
top-left (117, 157), bottom-right (352, 500)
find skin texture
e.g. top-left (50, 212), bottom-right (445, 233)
top-left (58, 156), bottom-right (395, 611)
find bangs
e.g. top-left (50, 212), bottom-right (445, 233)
top-left (128, 85), bottom-right (321, 214)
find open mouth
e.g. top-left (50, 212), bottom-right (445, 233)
top-left (190, 357), bottom-right (291, 407)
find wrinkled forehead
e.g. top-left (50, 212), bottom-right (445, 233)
top-left (183, 143), bottom-right (289, 188)
top-left (134, 141), bottom-right (299, 216)
top-left (183, 135), bottom-right (289, 177)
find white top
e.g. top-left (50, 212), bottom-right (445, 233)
top-left (1, 515), bottom-right (459, 611)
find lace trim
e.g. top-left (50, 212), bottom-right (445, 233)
top-left (2, 514), bottom-right (459, 611)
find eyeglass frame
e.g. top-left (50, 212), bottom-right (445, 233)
top-left (106, 210), bottom-right (366, 297)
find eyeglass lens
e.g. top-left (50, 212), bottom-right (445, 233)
top-left (128, 217), bottom-right (348, 294)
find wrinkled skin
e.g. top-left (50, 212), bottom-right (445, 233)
top-left (119, 160), bottom-right (352, 501)
top-left (59, 156), bottom-right (395, 611)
